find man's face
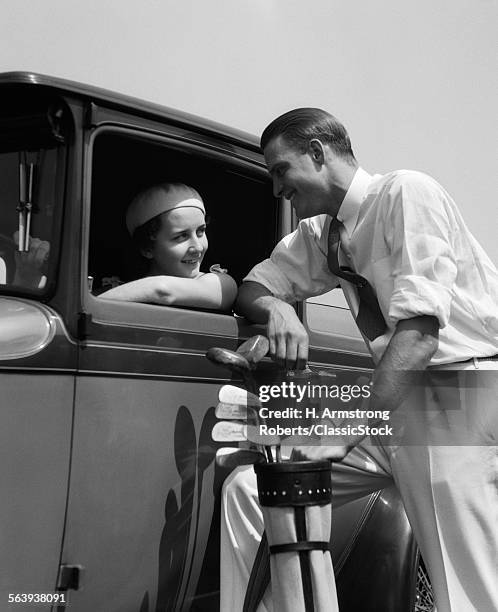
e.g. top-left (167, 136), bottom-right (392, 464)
top-left (145, 207), bottom-right (208, 278)
top-left (264, 135), bottom-right (330, 219)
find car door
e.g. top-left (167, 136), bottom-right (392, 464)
top-left (58, 116), bottom-right (277, 612)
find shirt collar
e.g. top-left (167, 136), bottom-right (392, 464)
top-left (336, 167), bottom-right (373, 236)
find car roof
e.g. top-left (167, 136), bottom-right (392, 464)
top-left (0, 71), bottom-right (261, 153)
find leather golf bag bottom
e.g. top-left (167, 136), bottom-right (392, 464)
top-left (254, 461), bottom-right (339, 612)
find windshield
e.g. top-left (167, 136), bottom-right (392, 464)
top-left (0, 144), bottom-right (63, 295)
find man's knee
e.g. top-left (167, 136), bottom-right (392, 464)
top-left (221, 465), bottom-right (265, 536)
top-left (222, 465), bottom-right (259, 506)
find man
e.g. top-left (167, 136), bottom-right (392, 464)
top-left (221, 108), bottom-right (498, 612)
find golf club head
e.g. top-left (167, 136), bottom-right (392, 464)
top-left (216, 399), bottom-right (262, 426)
top-left (206, 347), bottom-right (251, 376)
top-left (246, 424), bottom-right (281, 447)
top-left (212, 420), bottom-right (247, 442)
top-left (216, 447), bottom-right (266, 469)
top-left (212, 421), bottom-right (281, 447)
top-left (215, 401), bottom-right (247, 420)
top-left (236, 335), bottom-right (270, 366)
top-left (218, 384), bottom-right (261, 407)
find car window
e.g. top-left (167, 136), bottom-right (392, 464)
top-left (0, 146), bottom-right (64, 294)
top-left (305, 289), bottom-right (369, 357)
top-left (87, 129), bottom-right (277, 313)
top-left (0, 94), bottom-right (68, 298)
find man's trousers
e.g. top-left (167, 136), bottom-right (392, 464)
top-left (220, 361), bottom-right (498, 612)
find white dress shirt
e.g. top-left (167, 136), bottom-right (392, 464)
top-left (245, 167), bottom-right (498, 365)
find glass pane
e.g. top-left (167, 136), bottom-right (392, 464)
top-left (0, 147), bottom-right (59, 293)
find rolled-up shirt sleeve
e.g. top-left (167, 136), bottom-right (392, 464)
top-left (385, 174), bottom-right (458, 328)
top-left (244, 215), bottom-right (339, 303)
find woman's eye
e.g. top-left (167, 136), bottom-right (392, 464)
top-left (174, 233), bottom-right (188, 242)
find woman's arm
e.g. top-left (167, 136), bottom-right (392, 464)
top-left (99, 272), bottom-right (237, 311)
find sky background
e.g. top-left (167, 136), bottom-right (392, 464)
top-left (1, 0), bottom-right (496, 262)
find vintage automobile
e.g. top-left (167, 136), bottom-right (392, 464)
top-left (0, 72), bottom-right (433, 611)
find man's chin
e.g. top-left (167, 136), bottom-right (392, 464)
top-left (292, 203), bottom-right (312, 220)
top-left (295, 210), bottom-right (313, 220)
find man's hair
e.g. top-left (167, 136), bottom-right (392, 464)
top-left (260, 108), bottom-right (356, 163)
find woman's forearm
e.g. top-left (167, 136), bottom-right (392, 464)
top-left (100, 273), bottom-right (237, 310)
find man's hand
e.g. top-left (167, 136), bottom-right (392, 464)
top-left (294, 315), bottom-right (439, 462)
top-left (13, 232), bottom-right (50, 288)
top-left (267, 300), bottom-right (309, 370)
top-left (236, 281), bottom-right (309, 370)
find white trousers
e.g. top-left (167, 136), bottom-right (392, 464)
top-left (220, 362), bottom-right (498, 612)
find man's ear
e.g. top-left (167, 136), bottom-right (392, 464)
top-left (140, 247), bottom-right (154, 260)
top-left (309, 139), bottom-right (325, 165)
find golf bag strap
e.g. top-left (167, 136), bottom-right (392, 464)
top-left (243, 531), bottom-right (271, 612)
top-left (270, 541), bottom-right (330, 554)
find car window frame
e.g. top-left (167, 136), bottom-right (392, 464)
top-left (80, 123), bottom-right (278, 341)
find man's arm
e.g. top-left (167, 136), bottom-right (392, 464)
top-left (369, 315), bottom-right (439, 413)
top-left (236, 281), bottom-right (309, 370)
top-left (237, 215), bottom-right (340, 368)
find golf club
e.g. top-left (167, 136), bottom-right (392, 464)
top-left (218, 384), bottom-right (261, 408)
top-left (212, 420), bottom-right (281, 449)
top-left (215, 447), bottom-right (266, 470)
top-left (208, 340), bottom-right (276, 462)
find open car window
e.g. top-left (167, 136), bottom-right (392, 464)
top-left (0, 97), bottom-right (67, 296)
top-left (87, 128), bottom-right (277, 315)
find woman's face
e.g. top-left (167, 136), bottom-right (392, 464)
top-left (145, 207), bottom-right (208, 278)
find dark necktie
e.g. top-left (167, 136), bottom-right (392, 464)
top-left (327, 217), bottom-right (387, 341)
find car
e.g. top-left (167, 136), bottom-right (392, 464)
top-left (0, 71), bottom-right (433, 611)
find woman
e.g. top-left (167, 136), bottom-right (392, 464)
top-left (100, 183), bottom-right (237, 310)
